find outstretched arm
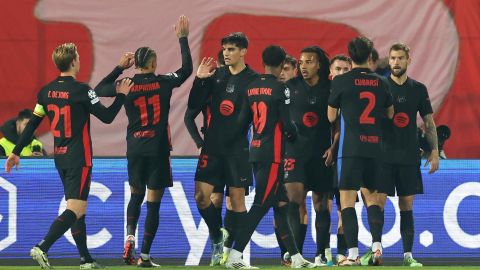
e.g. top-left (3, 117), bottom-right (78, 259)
top-left (167, 15), bottom-right (193, 87)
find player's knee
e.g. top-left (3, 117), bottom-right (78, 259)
top-left (399, 196), bottom-right (414, 211)
top-left (210, 193), bottom-right (223, 208)
top-left (194, 190), bottom-right (210, 208)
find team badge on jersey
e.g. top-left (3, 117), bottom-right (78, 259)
top-left (308, 96), bottom-right (317, 105)
top-left (88, 89), bottom-right (99, 104)
top-left (226, 84), bottom-right (235, 93)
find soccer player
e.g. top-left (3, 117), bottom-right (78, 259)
top-left (371, 43), bottom-right (438, 267)
top-left (225, 45), bottom-right (315, 269)
top-left (282, 46), bottom-right (335, 267)
top-left (96, 15), bottom-right (192, 267)
top-left (279, 55), bottom-right (298, 83)
top-left (4, 43), bottom-right (133, 270)
top-left (327, 54), bottom-right (352, 264)
top-left (327, 36), bottom-right (394, 266)
top-left (274, 54), bottom-right (299, 265)
top-left (188, 32), bottom-right (258, 266)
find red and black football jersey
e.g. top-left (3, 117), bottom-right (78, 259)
top-left (382, 77), bottom-right (433, 164)
top-left (329, 67), bottom-right (393, 158)
top-left (28, 76), bottom-right (125, 168)
top-left (188, 65), bottom-right (258, 156)
top-left (285, 77), bottom-right (332, 158)
top-left (245, 74), bottom-right (293, 163)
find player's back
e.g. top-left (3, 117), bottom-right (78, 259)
top-left (124, 73), bottom-right (180, 157)
top-left (331, 67), bottom-right (392, 158)
top-left (246, 74), bottom-right (287, 163)
top-left (37, 76), bottom-right (94, 168)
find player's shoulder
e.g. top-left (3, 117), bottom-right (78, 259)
top-left (406, 77), bottom-right (427, 90)
top-left (244, 65), bottom-right (260, 78)
top-left (285, 76), bottom-right (303, 87)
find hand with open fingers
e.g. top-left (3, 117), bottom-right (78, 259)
top-left (5, 153), bottom-right (20, 173)
top-left (118, 52), bottom-right (135, 69)
top-left (116, 78), bottom-right (134, 95)
top-left (196, 57), bottom-right (216, 78)
top-left (174, 15), bottom-right (189, 38)
top-left (323, 147), bottom-right (334, 166)
top-left (425, 149), bottom-right (439, 174)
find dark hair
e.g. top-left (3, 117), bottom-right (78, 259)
top-left (300, 46), bottom-right (330, 81)
top-left (217, 49), bottom-right (225, 66)
top-left (221, 32), bottom-right (249, 49)
top-left (348, 36), bottom-right (373, 64)
top-left (389, 42), bottom-right (410, 58)
top-left (284, 55), bottom-right (297, 68)
top-left (371, 48), bottom-right (379, 62)
top-left (17, 109), bottom-right (33, 121)
top-left (52, 43), bottom-right (77, 72)
top-left (330, 54), bottom-right (352, 66)
top-left (262, 45), bottom-right (286, 67)
top-left (134, 47), bottom-right (157, 69)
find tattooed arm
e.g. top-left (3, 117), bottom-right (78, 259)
top-left (422, 114), bottom-right (439, 173)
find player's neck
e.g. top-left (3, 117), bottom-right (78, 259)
top-left (60, 71), bottom-right (76, 78)
top-left (352, 62), bottom-right (369, 69)
top-left (390, 74), bottom-right (408, 85)
top-left (229, 61), bottom-right (246, 75)
top-left (304, 75), bottom-right (319, 87)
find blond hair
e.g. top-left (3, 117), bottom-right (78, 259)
top-left (52, 43), bottom-right (77, 72)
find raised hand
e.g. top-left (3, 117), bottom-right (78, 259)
top-left (174, 15), bottom-right (189, 38)
top-left (196, 57), bottom-right (216, 78)
top-left (116, 78), bottom-right (134, 95)
top-left (118, 52), bottom-right (135, 69)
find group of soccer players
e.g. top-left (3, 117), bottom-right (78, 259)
top-left (4, 13), bottom-right (439, 269)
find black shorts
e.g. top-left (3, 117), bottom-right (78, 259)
top-left (194, 152), bottom-right (253, 188)
top-left (337, 157), bottom-right (379, 191)
top-left (57, 166), bottom-right (92, 201)
top-left (252, 162), bottom-right (288, 206)
top-left (284, 156), bottom-right (334, 193)
top-left (377, 163), bottom-right (423, 196)
top-left (127, 155), bottom-right (173, 190)
top-left (212, 184), bottom-right (250, 196)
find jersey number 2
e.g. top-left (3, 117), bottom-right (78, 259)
top-left (134, 95), bottom-right (160, 126)
top-left (47, 104), bottom-right (71, 138)
top-left (251, 101), bottom-right (267, 134)
top-left (359, 91), bottom-right (376, 124)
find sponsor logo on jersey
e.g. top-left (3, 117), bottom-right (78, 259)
top-left (393, 112), bottom-right (410, 128)
top-left (302, 112), bottom-right (319, 127)
top-left (219, 100), bottom-right (234, 116)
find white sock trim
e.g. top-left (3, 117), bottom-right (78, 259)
top-left (348, 248), bottom-right (359, 260)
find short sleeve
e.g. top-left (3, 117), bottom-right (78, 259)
top-left (418, 84), bottom-right (433, 117)
top-left (328, 78), bottom-right (342, 108)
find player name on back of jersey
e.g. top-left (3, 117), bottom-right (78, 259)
top-left (248, 87), bottom-right (272, 96)
top-left (47, 90), bottom-right (69, 99)
top-left (354, 78), bottom-right (379, 87)
top-left (130, 82), bottom-right (160, 92)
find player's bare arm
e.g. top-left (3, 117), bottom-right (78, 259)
top-left (327, 106), bottom-right (338, 123)
top-left (386, 105), bottom-right (394, 119)
top-left (5, 153), bottom-right (20, 173)
top-left (423, 113), bottom-right (439, 173)
top-left (324, 120), bottom-right (340, 166)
